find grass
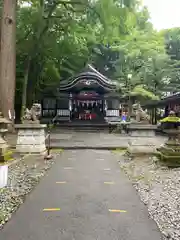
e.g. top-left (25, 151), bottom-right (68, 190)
top-left (112, 148), bottom-right (127, 154)
top-left (4, 150), bottom-right (14, 161)
top-left (0, 149), bottom-right (14, 164)
top-left (132, 175), bottom-right (145, 181)
top-left (50, 148), bottom-right (63, 153)
top-left (50, 148), bottom-right (63, 152)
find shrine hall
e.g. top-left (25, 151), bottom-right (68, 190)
top-left (41, 65), bottom-right (123, 124)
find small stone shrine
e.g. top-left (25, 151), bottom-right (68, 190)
top-left (15, 103), bottom-right (47, 154)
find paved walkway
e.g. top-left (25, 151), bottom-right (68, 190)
top-left (7, 130), bottom-right (167, 149)
top-left (1, 150), bottom-right (162, 240)
top-left (49, 131), bottom-right (166, 149)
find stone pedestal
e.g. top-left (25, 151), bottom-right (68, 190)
top-left (127, 124), bottom-right (157, 155)
top-left (15, 124), bottom-right (47, 153)
top-left (156, 129), bottom-right (180, 167)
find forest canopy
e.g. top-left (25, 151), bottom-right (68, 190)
top-left (1, 0), bottom-right (180, 117)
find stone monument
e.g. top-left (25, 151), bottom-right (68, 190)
top-left (131, 103), bottom-right (150, 123)
top-left (22, 103), bottom-right (42, 124)
top-left (15, 103), bottom-right (47, 154)
top-left (127, 103), bottom-right (157, 155)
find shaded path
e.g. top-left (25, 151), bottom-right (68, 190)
top-left (0, 150), bottom-right (162, 240)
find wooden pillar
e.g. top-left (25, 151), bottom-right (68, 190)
top-left (151, 108), bottom-right (155, 124)
top-left (154, 107), bottom-right (157, 124)
top-left (150, 109), bottom-right (153, 124)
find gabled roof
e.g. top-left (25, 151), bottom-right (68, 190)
top-left (59, 64), bottom-right (117, 91)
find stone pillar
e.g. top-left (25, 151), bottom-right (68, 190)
top-left (127, 124), bottom-right (157, 155)
top-left (15, 124), bottom-right (47, 153)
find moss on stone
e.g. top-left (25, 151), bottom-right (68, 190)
top-left (156, 151), bottom-right (180, 167)
top-left (0, 149), bottom-right (14, 163)
top-left (112, 148), bottom-right (127, 154)
top-left (160, 116), bottom-right (180, 123)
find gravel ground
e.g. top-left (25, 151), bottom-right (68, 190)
top-left (115, 153), bottom-right (180, 240)
top-left (0, 154), bottom-right (56, 229)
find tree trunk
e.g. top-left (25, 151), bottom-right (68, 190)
top-left (0, 0), bottom-right (16, 120)
top-left (21, 57), bottom-right (31, 121)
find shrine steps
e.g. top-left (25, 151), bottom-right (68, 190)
top-left (51, 121), bottom-right (110, 132)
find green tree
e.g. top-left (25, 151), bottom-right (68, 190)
top-left (13, 0), bottom-right (180, 121)
top-left (16, 0), bottom-right (142, 120)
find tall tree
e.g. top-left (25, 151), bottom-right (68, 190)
top-left (0, 0), bottom-right (16, 119)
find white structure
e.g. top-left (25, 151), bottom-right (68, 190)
top-left (0, 165), bottom-right (8, 188)
top-left (15, 124), bottom-right (47, 153)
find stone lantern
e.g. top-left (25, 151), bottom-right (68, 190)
top-left (156, 112), bottom-right (180, 167)
top-left (0, 112), bottom-right (11, 162)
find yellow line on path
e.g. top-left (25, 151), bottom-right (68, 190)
top-left (56, 181), bottom-right (66, 184)
top-left (64, 167), bottom-right (73, 170)
top-left (43, 208), bottom-right (60, 212)
top-left (109, 209), bottom-right (127, 213)
top-left (104, 168), bottom-right (111, 171)
top-left (104, 182), bottom-right (115, 184)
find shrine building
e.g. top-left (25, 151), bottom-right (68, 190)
top-left (41, 65), bottom-right (124, 123)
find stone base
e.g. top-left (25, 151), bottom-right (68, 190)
top-left (127, 124), bottom-right (157, 155)
top-left (128, 124), bottom-right (156, 137)
top-left (16, 145), bottom-right (46, 153)
top-left (127, 138), bottom-right (156, 155)
top-left (156, 135), bottom-right (180, 167)
top-left (128, 147), bottom-right (156, 156)
top-left (15, 124), bottom-right (47, 154)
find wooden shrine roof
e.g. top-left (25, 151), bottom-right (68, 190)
top-left (59, 64), bottom-right (117, 92)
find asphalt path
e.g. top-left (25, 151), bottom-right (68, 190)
top-left (0, 150), bottom-right (162, 240)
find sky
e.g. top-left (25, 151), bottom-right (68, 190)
top-left (143, 0), bottom-right (180, 30)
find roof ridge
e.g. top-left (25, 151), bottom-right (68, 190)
top-left (87, 64), bottom-right (111, 82)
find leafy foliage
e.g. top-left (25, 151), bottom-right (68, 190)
top-left (4, 0), bottom-right (180, 114)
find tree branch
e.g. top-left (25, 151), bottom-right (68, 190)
top-left (55, 0), bottom-right (85, 5)
top-left (16, 29), bottom-right (32, 44)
